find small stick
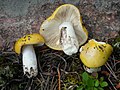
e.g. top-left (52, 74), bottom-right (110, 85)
top-left (57, 64), bottom-right (61, 90)
top-left (105, 62), bottom-right (118, 80)
top-left (108, 77), bottom-right (117, 90)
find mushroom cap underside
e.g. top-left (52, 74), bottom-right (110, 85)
top-left (14, 33), bottom-right (45, 54)
top-left (40, 4), bottom-right (88, 50)
top-left (80, 39), bottom-right (113, 68)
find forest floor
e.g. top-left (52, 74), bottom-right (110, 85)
top-left (0, 0), bottom-right (120, 90)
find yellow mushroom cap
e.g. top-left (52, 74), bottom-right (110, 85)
top-left (80, 39), bottom-right (113, 68)
top-left (14, 33), bottom-right (45, 54)
top-left (40, 4), bottom-right (88, 50)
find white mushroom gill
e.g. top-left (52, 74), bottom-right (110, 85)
top-left (22, 45), bottom-right (38, 78)
top-left (59, 22), bottom-right (79, 55)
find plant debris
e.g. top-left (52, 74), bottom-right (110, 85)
top-left (0, 0), bottom-right (120, 90)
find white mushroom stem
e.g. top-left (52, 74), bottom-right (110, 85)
top-left (83, 65), bottom-right (101, 73)
top-left (22, 45), bottom-right (38, 78)
top-left (59, 22), bottom-right (79, 55)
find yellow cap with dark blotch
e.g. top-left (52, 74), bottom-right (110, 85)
top-left (80, 39), bottom-right (113, 68)
top-left (14, 33), bottom-right (45, 54)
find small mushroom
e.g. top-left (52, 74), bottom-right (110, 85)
top-left (40, 4), bottom-right (88, 55)
top-left (14, 33), bottom-right (44, 78)
top-left (80, 39), bottom-right (113, 73)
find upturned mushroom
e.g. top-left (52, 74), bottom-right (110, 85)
top-left (14, 33), bottom-right (44, 78)
top-left (80, 39), bottom-right (113, 73)
top-left (40, 4), bottom-right (88, 55)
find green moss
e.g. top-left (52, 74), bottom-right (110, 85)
top-left (63, 73), bottom-right (80, 89)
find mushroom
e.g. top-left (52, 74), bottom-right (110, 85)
top-left (40, 4), bottom-right (88, 55)
top-left (80, 39), bottom-right (113, 73)
top-left (14, 33), bottom-right (44, 78)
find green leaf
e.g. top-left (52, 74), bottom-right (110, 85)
top-left (94, 87), bottom-right (98, 90)
top-left (87, 78), bottom-right (95, 87)
top-left (100, 77), bottom-right (104, 82)
top-left (100, 81), bottom-right (108, 87)
top-left (86, 87), bottom-right (94, 90)
top-left (82, 72), bottom-right (89, 82)
top-left (77, 86), bottom-right (83, 90)
top-left (98, 87), bottom-right (104, 90)
top-left (95, 80), bottom-right (99, 87)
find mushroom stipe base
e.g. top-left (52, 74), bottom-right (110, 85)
top-left (83, 65), bottom-right (101, 73)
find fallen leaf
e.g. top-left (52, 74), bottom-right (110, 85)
top-left (101, 71), bottom-right (110, 76)
top-left (116, 83), bottom-right (120, 89)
